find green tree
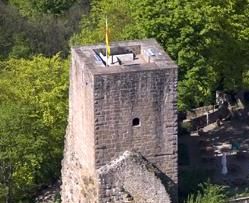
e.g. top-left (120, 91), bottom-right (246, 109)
top-left (0, 2), bottom-right (26, 59)
top-left (8, 34), bottom-right (31, 58)
top-left (8, 0), bottom-right (79, 15)
top-left (186, 182), bottom-right (227, 203)
top-left (0, 1), bottom-right (89, 59)
top-left (0, 55), bottom-right (68, 201)
top-left (70, 0), bottom-right (133, 45)
top-left (178, 65), bottom-right (217, 111)
top-left (32, 0), bottom-right (77, 15)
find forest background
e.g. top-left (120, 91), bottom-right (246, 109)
top-left (0, 0), bottom-right (248, 202)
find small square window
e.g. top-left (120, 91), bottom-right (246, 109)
top-left (132, 118), bottom-right (140, 127)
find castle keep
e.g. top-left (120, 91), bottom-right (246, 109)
top-left (61, 39), bottom-right (178, 203)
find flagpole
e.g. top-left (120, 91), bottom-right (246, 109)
top-left (106, 43), bottom-right (108, 67)
top-left (105, 16), bottom-right (108, 67)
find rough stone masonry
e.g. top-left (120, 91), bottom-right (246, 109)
top-left (61, 39), bottom-right (178, 203)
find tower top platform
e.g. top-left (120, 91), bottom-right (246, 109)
top-left (72, 39), bottom-right (178, 75)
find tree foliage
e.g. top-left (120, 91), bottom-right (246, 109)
top-left (31, 0), bottom-right (77, 15)
top-left (0, 55), bottom-right (68, 201)
top-left (7, 0), bottom-right (85, 15)
top-left (70, 0), bottom-right (134, 45)
top-left (0, 1), bottom-right (89, 59)
top-left (186, 182), bottom-right (227, 203)
top-left (0, 0), bottom-right (249, 201)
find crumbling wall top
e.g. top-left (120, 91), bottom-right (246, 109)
top-left (97, 151), bottom-right (173, 203)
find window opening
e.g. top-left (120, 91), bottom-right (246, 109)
top-left (132, 118), bottom-right (140, 127)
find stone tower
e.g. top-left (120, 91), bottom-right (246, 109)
top-left (61, 39), bottom-right (178, 203)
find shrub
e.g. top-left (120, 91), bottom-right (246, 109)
top-left (186, 182), bottom-right (227, 203)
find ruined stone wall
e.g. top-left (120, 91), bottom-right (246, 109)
top-left (183, 106), bottom-right (230, 131)
top-left (186, 105), bottom-right (215, 119)
top-left (94, 68), bottom-right (178, 184)
top-left (97, 151), bottom-right (172, 203)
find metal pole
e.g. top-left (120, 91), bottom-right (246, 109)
top-left (106, 48), bottom-right (108, 67)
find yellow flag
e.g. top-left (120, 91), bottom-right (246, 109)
top-left (105, 17), bottom-right (111, 58)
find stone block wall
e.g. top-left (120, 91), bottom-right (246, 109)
top-left (61, 40), bottom-right (178, 203)
top-left (94, 68), bottom-right (178, 184)
top-left (183, 106), bottom-right (230, 131)
top-left (186, 105), bottom-right (215, 119)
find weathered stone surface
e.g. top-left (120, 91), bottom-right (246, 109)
top-left (61, 123), bottom-right (98, 203)
top-left (61, 39), bottom-right (178, 203)
top-left (97, 151), bottom-right (172, 203)
top-left (35, 181), bottom-right (61, 203)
